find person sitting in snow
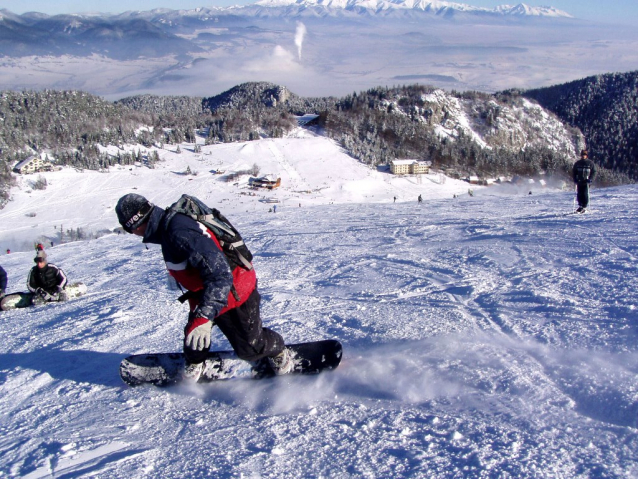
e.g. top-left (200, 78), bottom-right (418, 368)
top-left (0, 264), bottom-right (7, 300)
top-left (115, 193), bottom-right (293, 381)
top-left (27, 251), bottom-right (69, 304)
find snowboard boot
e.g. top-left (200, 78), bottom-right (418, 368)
top-left (181, 361), bottom-right (204, 382)
top-left (268, 348), bottom-right (295, 376)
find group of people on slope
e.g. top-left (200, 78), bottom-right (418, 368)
top-left (0, 246), bottom-right (69, 307)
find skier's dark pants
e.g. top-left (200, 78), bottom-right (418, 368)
top-left (576, 181), bottom-right (590, 208)
top-left (183, 289), bottom-right (285, 363)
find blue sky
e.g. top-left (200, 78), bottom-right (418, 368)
top-left (1, 0), bottom-right (634, 25)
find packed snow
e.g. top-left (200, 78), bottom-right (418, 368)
top-left (0, 129), bottom-right (637, 478)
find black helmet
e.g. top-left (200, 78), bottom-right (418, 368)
top-left (116, 193), bottom-right (153, 233)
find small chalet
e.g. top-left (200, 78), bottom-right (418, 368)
top-left (13, 155), bottom-right (54, 175)
top-left (249, 175), bottom-right (281, 189)
top-left (390, 160), bottom-right (431, 175)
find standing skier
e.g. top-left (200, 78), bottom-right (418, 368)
top-left (27, 251), bottom-right (69, 304)
top-left (572, 149), bottom-right (597, 213)
top-left (115, 193), bottom-right (293, 381)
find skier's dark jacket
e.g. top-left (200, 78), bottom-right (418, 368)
top-left (142, 206), bottom-right (257, 321)
top-left (27, 264), bottom-right (67, 295)
top-left (0, 265), bottom-right (7, 294)
top-left (573, 158), bottom-right (597, 184)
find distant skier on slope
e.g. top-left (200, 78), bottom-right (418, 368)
top-left (572, 149), bottom-right (597, 213)
top-left (27, 251), bottom-right (69, 304)
top-left (115, 193), bottom-right (293, 382)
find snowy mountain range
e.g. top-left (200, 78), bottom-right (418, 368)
top-left (1, 126), bottom-right (637, 477)
top-left (246, 0), bottom-right (573, 18)
top-left (0, 0), bottom-right (575, 54)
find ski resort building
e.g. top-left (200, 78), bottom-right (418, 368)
top-left (249, 175), bottom-right (281, 189)
top-left (390, 160), bottom-right (431, 175)
top-left (13, 155), bottom-right (54, 175)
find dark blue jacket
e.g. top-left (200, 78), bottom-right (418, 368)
top-left (0, 265), bottom-right (6, 294)
top-left (142, 206), bottom-right (256, 321)
top-left (573, 158), bottom-right (597, 184)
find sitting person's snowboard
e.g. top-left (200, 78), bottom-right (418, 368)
top-left (0, 282), bottom-right (87, 311)
top-left (120, 339), bottom-right (343, 387)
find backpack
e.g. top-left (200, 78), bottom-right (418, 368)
top-left (575, 164), bottom-right (591, 182)
top-left (164, 194), bottom-right (253, 272)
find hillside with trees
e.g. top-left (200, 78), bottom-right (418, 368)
top-left (1, 79), bottom-right (634, 209)
top-left (322, 85), bottom-right (587, 181)
top-left (523, 71), bottom-right (638, 181)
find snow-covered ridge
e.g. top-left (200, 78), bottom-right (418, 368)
top-left (376, 88), bottom-right (583, 156)
top-left (251, 0), bottom-right (573, 17)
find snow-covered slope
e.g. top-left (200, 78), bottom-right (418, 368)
top-left (1, 132), bottom-right (637, 478)
top-left (0, 129), bottom-right (475, 253)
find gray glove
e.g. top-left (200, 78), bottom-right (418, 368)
top-left (37, 288), bottom-right (54, 301)
top-left (185, 319), bottom-right (213, 351)
top-left (58, 290), bottom-right (69, 302)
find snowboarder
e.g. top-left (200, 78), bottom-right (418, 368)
top-left (418, 195), bottom-right (422, 203)
top-left (572, 149), bottom-right (597, 213)
top-left (115, 193), bottom-right (293, 381)
top-left (0, 264), bottom-right (7, 300)
top-left (27, 251), bottom-right (69, 304)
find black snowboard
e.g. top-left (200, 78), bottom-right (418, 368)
top-left (120, 339), bottom-right (343, 387)
top-left (0, 283), bottom-right (87, 311)
top-left (0, 292), bottom-right (33, 311)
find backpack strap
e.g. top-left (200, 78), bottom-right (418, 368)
top-left (228, 241), bottom-right (253, 270)
top-left (198, 214), bottom-right (235, 236)
top-left (198, 216), bottom-right (253, 271)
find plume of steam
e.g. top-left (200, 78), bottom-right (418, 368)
top-left (295, 22), bottom-right (307, 61)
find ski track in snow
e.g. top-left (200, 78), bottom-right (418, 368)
top-left (1, 135), bottom-right (638, 478)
